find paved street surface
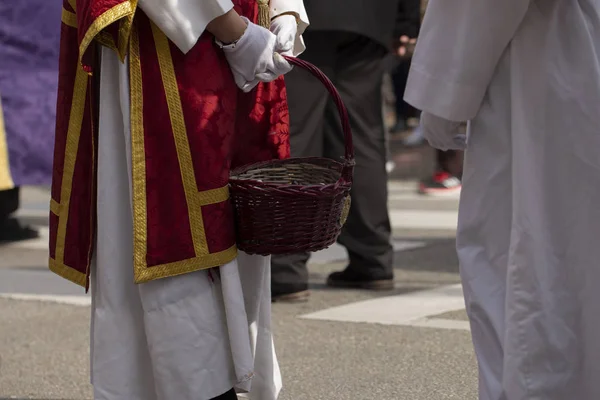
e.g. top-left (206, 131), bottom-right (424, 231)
top-left (0, 183), bottom-right (478, 400)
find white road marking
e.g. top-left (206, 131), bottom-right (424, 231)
top-left (300, 284), bottom-right (469, 331)
top-left (0, 293), bottom-right (91, 306)
top-left (15, 208), bottom-right (49, 219)
top-left (390, 209), bottom-right (458, 230)
top-left (408, 318), bottom-right (471, 331)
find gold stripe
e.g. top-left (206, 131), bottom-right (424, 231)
top-left (97, 32), bottom-right (118, 52)
top-left (198, 186), bottom-right (230, 206)
top-left (129, 23), bottom-right (149, 280)
top-left (49, 258), bottom-right (87, 288)
top-left (135, 245), bottom-right (238, 284)
top-left (61, 8), bottom-right (77, 28)
top-left (67, 0), bottom-right (76, 12)
top-left (50, 199), bottom-right (61, 215)
top-left (130, 22), bottom-right (237, 284)
top-left (118, 0), bottom-right (138, 61)
top-left (150, 22), bottom-right (208, 256)
top-left (55, 67), bottom-right (88, 264)
top-left (78, 1), bottom-right (136, 70)
top-left (0, 97), bottom-right (14, 191)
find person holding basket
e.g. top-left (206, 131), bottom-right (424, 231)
top-left (49, 0), bottom-right (307, 399)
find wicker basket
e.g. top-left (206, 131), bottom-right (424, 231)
top-left (229, 56), bottom-right (355, 256)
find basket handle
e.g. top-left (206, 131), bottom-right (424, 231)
top-left (283, 55), bottom-right (355, 183)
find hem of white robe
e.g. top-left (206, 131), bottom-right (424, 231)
top-left (270, 0), bottom-right (309, 56)
top-left (138, 0), bottom-right (234, 54)
top-left (404, 65), bottom-right (485, 122)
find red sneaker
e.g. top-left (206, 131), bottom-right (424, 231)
top-left (418, 171), bottom-right (462, 197)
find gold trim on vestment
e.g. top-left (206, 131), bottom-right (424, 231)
top-left (49, 258), bottom-right (87, 287)
top-left (78, 1), bottom-right (137, 70)
top-left (118, 0), bottom-right (138, 61)
top-left (0, 97), bottom-right (14, 191)
top-left (129, 22), bottom-right (237, 284)
top-left (150, 22), bottom-right (209, 256)
top-left (50, 199), bottom-right (61, 215)
top-left (67, 0), bottom-right (76, 12)
top-left (129, 22), bottom-right (149, 283)
top-left (61, 8), bottom-right (78, 28)
top-left (54, 66), bottom-right (88, 265)
top-left (97, 32), bottom-right (118, 52)
top-left (136, 245), bottom-right (238, 284)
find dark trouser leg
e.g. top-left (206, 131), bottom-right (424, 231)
top-left (437, 149), bottom-right (464, 178)
top-left (324, 34), bottom-right (394, 280)
top-left (0, 186), bottom-right (38, 241)
top-left (391, 59), bottom-right (417, 123)
top-left (270, 32), bottom-right (334, 295)
top-left (0, 187), bottom-right (19, 219)
top-left (211, 388), bottom-right (237, 400)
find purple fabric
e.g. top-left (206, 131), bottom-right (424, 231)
top-left (0, 1), bottom-right (62, 186)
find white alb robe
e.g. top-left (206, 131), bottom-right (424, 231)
top-left (406, 1), bottom-right (600, 399)
top-left (90, 1), bottom-right (308, 399)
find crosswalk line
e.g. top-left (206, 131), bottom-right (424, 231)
top-left (0, 292), bottom-right (90, 306)
top-left (300, 284), bottom-right (469, 331)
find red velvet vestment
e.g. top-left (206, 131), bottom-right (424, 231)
top-left (50, 0), bottom-right (290, 289)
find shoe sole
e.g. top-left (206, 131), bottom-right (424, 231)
top-left (326, 279), bottom-right (395, 291)
top-left (272, 290), bottom-right (310, 303)
top-left (418, 185), bottom-right (462, 198)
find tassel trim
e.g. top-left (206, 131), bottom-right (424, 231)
top-left (257, 0), bottom-right (270, 28)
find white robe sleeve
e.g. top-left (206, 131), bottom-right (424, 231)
top-left (404, 0), bottom-right (530, 121)
top-left (270, 0), bottom-right (309, 56)
top-left (138, 0), bottom-right (234, 54)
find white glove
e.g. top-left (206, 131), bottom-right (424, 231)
top-left (221, 17), bottom-right (292, 92)
top-left (420, 112), bottom-right (468, 151)
top-left (270, 14), bottom-right (297, 56)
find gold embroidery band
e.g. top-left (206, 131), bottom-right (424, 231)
top-left (198, 186), bottom-right (230, 206)
top-left (129, 23), bottom-right (149, 282)
top-left (54, 66), bottom-right (88, 265)
top-left (0, 97), bottom-right (14, 191)
top-left (49, 258), bottom-right (87, 287)
top-left (135, 245), bottom-right (238, 284)
top-left (78, 0), bottom-right (137, 70)
top-left (95, 30), bottom-right (118, 52)
top-left (150, 22), bottom-right (209, 256)
top-left (61, 9), bottom-right (78, 28)
top-left (118, 0), bottom-right (138, 62)
top-left (50, 199), bottom-right (61, 215)
top-left (129, 22), bottom-right (237, 283)
top-left (67, 0), bottom-right (76, 12)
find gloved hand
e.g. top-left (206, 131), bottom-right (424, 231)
top-left (270, 14), bottom-right (297, 56)
top-left (420, 111), bottom-right (468, 151)
top-left (221, 17), bottom-right (292, 92)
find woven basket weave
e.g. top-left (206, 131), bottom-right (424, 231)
top-left (229, 56), bottom-right (355, 256)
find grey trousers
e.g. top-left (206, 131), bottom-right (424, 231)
top-left (271, 31), bottom-right (394, 295)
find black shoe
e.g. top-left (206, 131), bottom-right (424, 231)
top-left (326, 269), bottom-right (394, 291)
top-left (0, 218), bottom-right (39, 243)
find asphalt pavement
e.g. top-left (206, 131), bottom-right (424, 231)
top-left (0, 183), bottom-right (478, 400)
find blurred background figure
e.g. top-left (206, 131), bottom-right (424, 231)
top-left (418, 149), bottom-right (463, 196)
top-left (271, 0), bottom-right (422, 302)
top-left (0, 1), bottom-right (61, 242)
top-left (389, 2), bottom-right (421, 136)
top-left (386, 0), bottom-right (464, 196)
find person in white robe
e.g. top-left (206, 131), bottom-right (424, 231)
top-left (405, 1), bottom-right (600, 399)
top-left (91, 1), bottom-right (308, 399)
